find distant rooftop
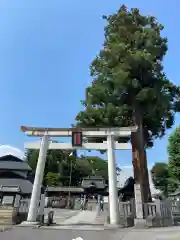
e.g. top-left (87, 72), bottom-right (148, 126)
top-left (46, 186), bottom-right (84, 193)
top-left (83, 176), bottom-right (104, 180)
top-left (0, 178), bottom-right (33, 194)
top-left (117, 165), bottom-right (161, 195)
top-left (0, 155), bottom-right (23, 162)
top-left (0, 155), bottom-right (31, 171)
top-left (81, 176), bottom-right (106, 189)
top-left (0, 161), bottom-right (31, 171)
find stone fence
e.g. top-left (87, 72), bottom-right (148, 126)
top-left (117, 198), bottom-right (179, 228)
top-left (118, 199), bottom-right (136, 227)
top-left (0, 194), bottom-right (45, 225)
top-left (144, 199), bottom-right (173, 227)
top-left (171, 200), bottom-right (180, 225)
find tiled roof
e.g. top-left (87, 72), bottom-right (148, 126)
top-left (46, 186), bottom-right (84, 192)
top-left (0, 178), bottom-right (33, 194)
top-left (81, 178), bottom-right (105, 189)
top-left (0, 160), bottom-right (31, 171)
top-left (0, 155), bottom-right (23, 162)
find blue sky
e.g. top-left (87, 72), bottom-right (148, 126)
top-left (0, 0), bottom-right (179, 168)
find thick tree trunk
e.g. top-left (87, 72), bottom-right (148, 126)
top-left (131, 133), bottom-right (139, 183)
top-left (144, 149), bottom-right (152, 201)
top-left (132, 109), bottom-right (152, 205)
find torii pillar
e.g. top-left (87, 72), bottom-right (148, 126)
top-left (27, 134), bottom-right (49, 223)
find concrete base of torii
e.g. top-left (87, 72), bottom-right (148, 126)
top-left (20, 221), bottom-right (39, 226)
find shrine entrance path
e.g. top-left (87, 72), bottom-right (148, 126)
top-left (44, 208), bottom-right (100, 225)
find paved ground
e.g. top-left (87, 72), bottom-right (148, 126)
top-left (62, 210), bottom-right (98, 225)
top-left (45, 208), bottom-right (100, 225)
top-left (1, 226), bottom-right (180, 240)
top-left (3, 208), bottom-right (180, 239)
top-left (45, 208), bottom-right (80, 224)
top-left (0, 228), bottom-right (114, 240)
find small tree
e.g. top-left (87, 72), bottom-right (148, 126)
top-left (81, 156), bottom-right (120, 183)
top-left (151, 162), bottom-right (169, 196)
top-left (168, 126), bottom-right (180, 191)
top-left (45, 172), bottom-right (60, 186)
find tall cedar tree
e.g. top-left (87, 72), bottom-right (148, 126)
top-left (75, 5), bottom-right (180, 201)
top-left (76, 5), bottom-right (179, 146)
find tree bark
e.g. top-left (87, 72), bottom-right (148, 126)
top-left (132, 109), bottom-right (152, 204)
top-left (131, 133), bottom-right (139, 183)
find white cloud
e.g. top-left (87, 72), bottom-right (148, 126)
top-left (117, 164), bottom-right (160, 195)
top-left (0, 145), bottom-right (24, 160)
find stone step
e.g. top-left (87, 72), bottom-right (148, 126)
top-left (0, 209), bottom-right (14, 213)
top-left (0, 212), bottom-right (13, 217)
top-left (0, 210), bottom-right (13, 214)
top-left (0, 215), bottom-right (13, 219)
top-left (0, 208), bottom-right (14, 224)
top-left (0, 219), bottom-right (13, 225)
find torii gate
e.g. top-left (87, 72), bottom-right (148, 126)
top-left (21, 126), bottom-right (138, 225)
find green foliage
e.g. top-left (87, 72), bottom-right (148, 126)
top-left (26, 149), bottom-right (39, 171)
top-left (151, 127), bottom-right (180, 195)
top-left (26, 149), bottom-right (114, 186)
top-left (45, 172), bottom-right (60, 186)
top-left (26, 149), bottom-right (62, 174)
top-left (75, 5), bottom-right (180, 146)
top-left (26, 149), bottom-right (64, 185)
top-left (168, 126), bottom-right (180, 191)
top-left (151, 162), bottom-right (169, 196)
top-left (80, 156), bottom-right (109, 181)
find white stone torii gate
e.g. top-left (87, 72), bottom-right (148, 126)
top-left (21, 126), bottom-right (137, 225)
